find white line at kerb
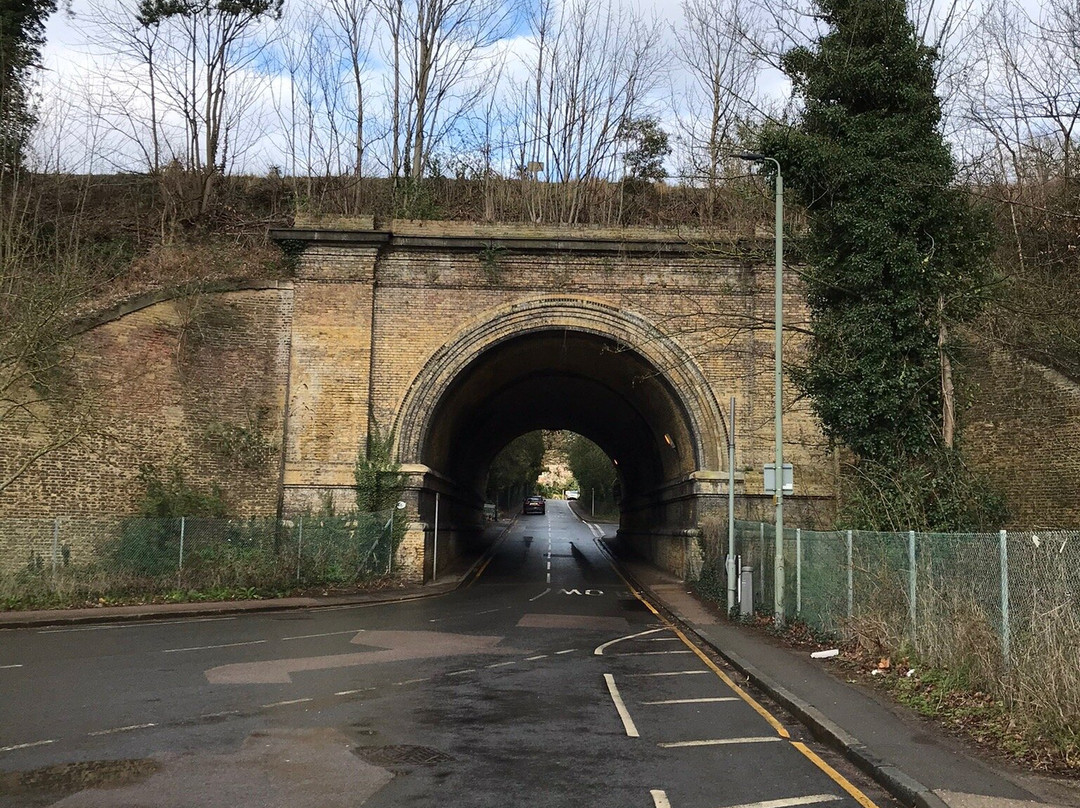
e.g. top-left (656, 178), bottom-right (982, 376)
top-left (603, 673), bottom-right (640, 738)
top-left (642, 697), bottom-right (738, 705)
top-left (722, 795), bottom-right (843, 808)
top-left (651, 790), bottom-right (671, 808)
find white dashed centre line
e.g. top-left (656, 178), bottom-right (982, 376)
top-left (282, 629), bottom-right (364, 641)
top-left (0, 664), bottom-right (23, 669)
top-left (526, 654), bottom-right (548, 661)
top-left (162, 640), bottom-right (266, 653)
top-left (555, 649), bottom-right (576, 655)
top-left (447, 669), bottom-right (476, 676)
top-left (262, 698), bottom-right (313, 709)
top-left (0, 740), bottom-right (55, 753)
top-left (486, 661), bottom-right (516, 668)
top-left (88, 723), bottom-right (158, 736)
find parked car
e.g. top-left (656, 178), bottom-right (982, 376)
top-left (523, 495), bottom-right (546, 514)
top-left (564, 490), bottom-right (580, 501)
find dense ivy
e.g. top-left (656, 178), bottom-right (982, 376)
top-left (757, 0), bottom-right (1001, 530)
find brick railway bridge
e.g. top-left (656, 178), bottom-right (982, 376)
top-left (0, 221), bottom-right (838, 581)
top-left (269, 222), bottom-right (834, 579)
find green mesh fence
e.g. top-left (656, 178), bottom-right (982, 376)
top-left (0, 511), bottom-right (400, 605)
top-left (700, 521), bottom-right (1080, 669)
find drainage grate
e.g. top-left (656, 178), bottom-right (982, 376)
top-left (353, 745), bottom-right (454, 767)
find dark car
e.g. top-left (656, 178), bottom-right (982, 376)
top-left (523, 495), bottom-right (546, 515)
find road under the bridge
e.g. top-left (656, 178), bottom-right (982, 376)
top-left (0, 502), bottom-right (893, 808)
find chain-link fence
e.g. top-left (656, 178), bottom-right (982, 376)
top-left (1, 511), bottom-right (402, 607)
top-left (704, 521), bottom-right (1080, 669)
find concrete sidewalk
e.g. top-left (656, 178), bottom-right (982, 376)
top-left (615, 553), bottom-right (1079, 808)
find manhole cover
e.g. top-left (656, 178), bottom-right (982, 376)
top-left (353, 746), bottom-right (454, 767)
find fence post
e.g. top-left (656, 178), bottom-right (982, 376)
top-left (179, 516), bottom-right (186, 570)
top-left (759, 522), bottom-right (765, 605)
top-left (846, 530), bottom-right (853, 619)
top-left (796, 528), bottom-right (802, 616)
top-left (999, 529), bottom-right (1010, 665)
top-left (297, 515), bottom-right (304, 583)
top-left (52, 518), bottom-right (60, 574)
top-left (908, 530), bottom-right (917, 637)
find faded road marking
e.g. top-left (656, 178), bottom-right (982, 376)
top-left (164, 640), bottom-right (267, 653)
top-left (651, 790), bottom-right (671, 808)
top-left (205, 631), bottom-right (520, 684)
top-left (604, 674), bottom-right (640, 738)
top-left (632, 670), bottom-right (710, 677)
top-left (593, 627), bottom-right (665, 655)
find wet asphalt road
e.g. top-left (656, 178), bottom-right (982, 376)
top-left (0, 501), bottom-right (899, 808)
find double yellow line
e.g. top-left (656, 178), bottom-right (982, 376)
top-left (602, 548), bottom-right (880, 808)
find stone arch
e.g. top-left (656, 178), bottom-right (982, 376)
top-left (394, 296), bottom-right (727, 476)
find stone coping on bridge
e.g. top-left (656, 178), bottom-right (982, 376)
top-left (275, 218), bottom-right (776, 252)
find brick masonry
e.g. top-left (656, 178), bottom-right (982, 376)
top-left (5, 221), bottom-right (1070, 579)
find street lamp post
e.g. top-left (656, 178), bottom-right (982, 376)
top-left (734, 151), bottom-right (785, 623)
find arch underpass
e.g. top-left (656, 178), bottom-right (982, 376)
top-left (394, 298), bottom-right (729, 577)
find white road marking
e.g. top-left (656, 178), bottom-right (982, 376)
top-left (282, 629), bottom-right (364, 640)
top-left (162, 640), bottom-right (266, 653)
top-left (555, 649), bottom-right (576, 655)
top-left (88, 723), bottom-right (158, 736)
top-left (547, 561), bottom-right (551, 570)
top-left (651, 790), bottom-right (672, 808)
top-left (642, 697), bottom-right (739, 705)
top-left (593, 627), bottom-right (666, 656)
top-left (38, 617), bottom-right (236, 634)
top-left (526, 654), bottom-right (548, 661)
top-left (721, 795), bottom-right (843, 808)
top-left (0, 740), bottom-right (56, 752)
top-left (0, 664), bottom-right (23, 669)
top-left (396, 677), bottom-right (431, 685)
top-left (644, 637), bottom-right (682, 642)
top-left (486, 661), bottom-right (516, 668)
top-left (262, 698), bottom-right (313, 709)
top-left (447, 669), bottom-right (476, 676)
top-left (603, 674), bottom-right (640, 738)
top-left (633, 670), bottom-right (711, 677)
top-left (200, 710), bottom-right (240, 719)
top-left (529, 588), bottom-right (551, 602)
top-left (334, 688), bottom-right (376, 696)
top-left (658, 736), bottom-right (784, 748)
top-left (614, 650), bottom-right (694, 656)
top-left (546, 573), bottom-right (551, 583)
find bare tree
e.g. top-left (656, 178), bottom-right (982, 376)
top-left (518, 0), bottom-right (665, 223)
top-left (135, 0), bottom-right (283, 212)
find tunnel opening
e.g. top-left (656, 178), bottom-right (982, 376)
top-left (420, 330), bottom-right (698, 508)
top-left (393, 301), bottom-right (728, 581)
top-left (484, 431), bottom-right (621, 521)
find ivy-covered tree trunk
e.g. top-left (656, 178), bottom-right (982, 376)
top-left (757, 0), bottom-right (1000, 530)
